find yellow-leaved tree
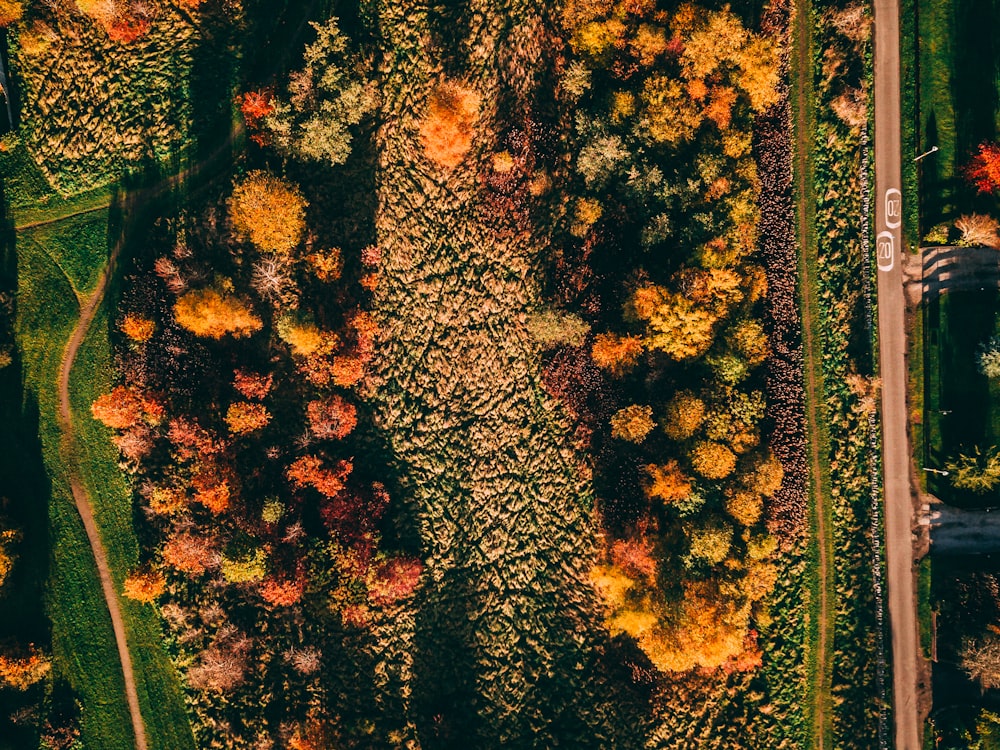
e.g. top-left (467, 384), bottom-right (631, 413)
top-left (174, 288), bottom-right (262, 339)
top-left (230, 171), bottom-right (308, 254)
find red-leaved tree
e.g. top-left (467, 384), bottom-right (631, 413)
top-left (965, 142), bottom-right (1000, 194)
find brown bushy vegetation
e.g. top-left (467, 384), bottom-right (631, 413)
top-left (9, 0), bottom-right (206, 193)
top-left (85, 0), bottom-right (817, 746)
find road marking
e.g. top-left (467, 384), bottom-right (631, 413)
top-left (877, 231), bottom-right (895, 272)
top-left (885, 188), bottom-right (902, 229)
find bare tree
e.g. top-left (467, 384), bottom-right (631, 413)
top-left (962, 634), bottom-right (1000, 690)
top-left (251, 254), bottom-right (298, 307)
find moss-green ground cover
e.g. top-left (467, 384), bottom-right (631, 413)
top-left (13, 207), bottom-right (195, 750)
top-left (916, 0), bottom-right (1000, 229)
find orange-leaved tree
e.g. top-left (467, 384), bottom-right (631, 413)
top-left (229, 171), bottom-right (308, 254)
top-left (123, 569), bottom-right (166, 603)
top-left (591, 333), bottom-right (644, 376)
top-left (966, 142), bottom-right (1000, 194)
top-left (0, 526), bottom-right (19, 590)
top-left (610, 404), bottom-right (656, 443)
top-left (225, 402), bottom-right (272, 435)
top-left (306, 395), bottom-right (357, 440)
top-left (287, 456), bottom-right (353, 498)
top-left (174, 287), bottom-right (262, 339)
top-left (663, 390), bottom-right (706, 441)
top-left (0, 647), bottom-right (50, 690)
top-left (121, 313), bottom-right (156, 342)
top-left (91, 385), bottom-right (159, 429)
top-left (0, 0), bottom-right (23, 27)
top-left (644, 461), bottom-right (692, 503)
top-left (419, 80), bottom-right (481, 168)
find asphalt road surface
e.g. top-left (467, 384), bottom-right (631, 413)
top-left (873, 0), bottom-right (922, 746)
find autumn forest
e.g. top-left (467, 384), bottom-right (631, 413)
top-left (0, 0), bottom-right (892, 747)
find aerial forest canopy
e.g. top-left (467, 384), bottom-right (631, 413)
top-left (0, 0), bottom-right (813, 746)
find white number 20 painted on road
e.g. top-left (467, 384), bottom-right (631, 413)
top-left (877, 231), bottom-right (895, 272)
top-left (885, 188), bottom-right (902, 230)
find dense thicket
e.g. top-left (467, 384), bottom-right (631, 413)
top-left (545, 0), bottom-right (783, 674)
top-left (86, 0), bottom-right (821, 746)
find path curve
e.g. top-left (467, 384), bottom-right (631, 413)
top-left (56, 212), bottom-right (146, 750)
top-left (51, 129), bottom-right (240, 750)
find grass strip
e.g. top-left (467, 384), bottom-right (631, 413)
top-left (791, 0), bottom-right (836, 746)
top-left (69, 292), bottom-right (197, 750)
top-left (15, 210), bottom-right (195, 750)
top-left (15, 236), bottom-right (135, 750)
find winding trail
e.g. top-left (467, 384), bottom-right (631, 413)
top-left (791, 0), bottom-right (834, 746)
top-left (55, 217), bottom-right (145, 750)
top-left (47, 127), bottom-right (240, 750)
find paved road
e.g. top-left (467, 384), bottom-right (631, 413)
top-left (873, 0), bottom-right (922, 746)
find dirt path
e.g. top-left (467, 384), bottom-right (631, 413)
top-left (791, 0), bottom-right (834, 747)
top-left (15, 203), bottom-right (111, 232)
top-left (56, 211), bottom-right (146, 750)
top-left (47, 129), bottom-right (239, 750)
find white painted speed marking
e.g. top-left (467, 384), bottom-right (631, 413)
top-left (885, 188), bottom-right (902, 230)
top-left (877, 231), bottom-right (895, 272)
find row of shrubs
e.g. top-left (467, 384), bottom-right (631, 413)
top-left (810, 0), bottom-right (887, 745)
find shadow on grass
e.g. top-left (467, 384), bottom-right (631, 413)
top-left (0, 177), bottom-right (53, 750)
top-left (924, 290), bottom-right (1000, 507)
top-left (953, 0), bottom-right (999, 169)
top-left (922, 112), bottom-right (949, 229)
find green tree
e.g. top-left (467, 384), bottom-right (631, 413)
top-left (980, 337), bottom-right (1000, 379)
top-left (527, 309), bottom-right (590, 349)
top-left (265, 18), bottom-right (377, 166)
top-left (948, 447), bottom-right (1000, 494)
top-left (962, 634), bottom-right (1000, 690)
top-left (686, 518), bottom-right (734, 566)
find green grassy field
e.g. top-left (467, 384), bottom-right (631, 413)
top-left (0, 142), bottom-right (112, 225)
top-left (70, 292), bottom-right (197, 750)
top-left (923, 289), bottom-right (1000, 504)
top-left (15, 232), bottom-right (135, 750)
top-left (901, 0), bottom-right (920, 244)
top-left (14, 208), bottom-right (195, 750)
top-left (20, 213), bottom-right (110, 295)
top-left (916, 0), bottom-right (1000, 229)
top-left (918, 557), bottom-right (934, 659)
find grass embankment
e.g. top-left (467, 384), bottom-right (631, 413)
top-left (916, 0), bottom-right (1000, 228)
top-left (792, 0), bottom-right (885, 746)
top-left (923, 289), bottom-right (1000, 504)
top-left (15, 207), bottom-right (195, 750)
top-left (791, 0), bottom-right (836, 743)
top-left (899, 0), bottom-right (919, 243)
